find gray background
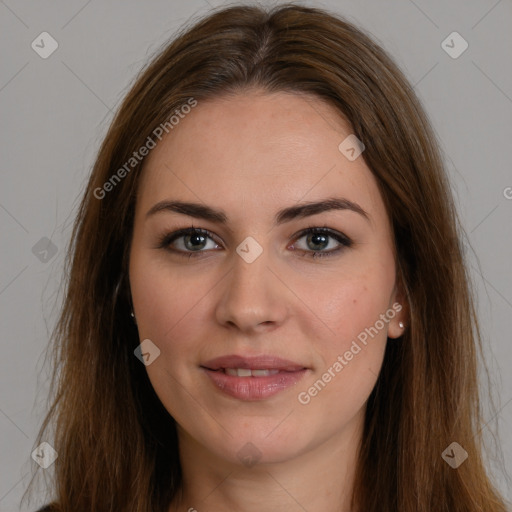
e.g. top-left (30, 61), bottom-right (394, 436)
top-left (1, 0), bottom-right (511, 510)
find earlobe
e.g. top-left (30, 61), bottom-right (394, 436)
top-left (387, 312), bottom-right (406, 339)
top-left (389, 278), bottom-right (409, 339)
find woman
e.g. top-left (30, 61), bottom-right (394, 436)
top-left (26, 3), bottom-right (508, 511)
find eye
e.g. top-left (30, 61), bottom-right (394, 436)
top-left (157, 226), bottom-right (352, 259)
top-left (157, 227), bottom-right (221, 257)
top-left (290, 227), bottom-right (352, 259)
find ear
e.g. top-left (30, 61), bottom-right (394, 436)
top-left (387, 276), bottom-right (409, 339)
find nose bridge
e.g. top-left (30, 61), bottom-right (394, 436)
top-left (215, 240), bottom-right (286, 330)
top-left (231, 246), bottom-right (271, 294)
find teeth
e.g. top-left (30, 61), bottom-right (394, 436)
top-left (233, 368), bottom-right (251, 377)
top-left (224, 368), bottom-right (280, 377)
top-left (252, 369), bottom-right (277, 377)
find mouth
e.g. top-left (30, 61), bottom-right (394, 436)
top-left (200, 354), bottom-right (309, 400)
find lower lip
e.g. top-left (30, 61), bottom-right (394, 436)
top-left (201, 368), bottom-right (308, 401)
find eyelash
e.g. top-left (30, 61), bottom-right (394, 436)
top-left (156, 225), bottom-right (352, 260)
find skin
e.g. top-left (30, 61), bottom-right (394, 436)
top-left (129, 89), bottom-right (407, 512)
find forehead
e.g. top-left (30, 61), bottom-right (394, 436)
top-left (136, 90), bottom-right (385, 228)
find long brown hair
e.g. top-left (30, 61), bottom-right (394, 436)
top-left (24, 3), bottom-right (509, 511)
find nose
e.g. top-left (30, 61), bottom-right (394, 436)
top-left (214, 246), bottom-right (289, 334)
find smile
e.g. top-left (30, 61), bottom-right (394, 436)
top-left (200, 354), bottom-right (309, 400)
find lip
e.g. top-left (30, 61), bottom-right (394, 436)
top-left (201, 354), bottom-right (309, 401)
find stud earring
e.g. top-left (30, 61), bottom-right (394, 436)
top-left (130, 310), bottom-right (137, 324)
top-left (398, 321), bottom-right (404, 329)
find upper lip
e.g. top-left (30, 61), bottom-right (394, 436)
top-left (201, 354), bottom-right (307, 371)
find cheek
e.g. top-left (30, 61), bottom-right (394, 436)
top-left (294, 280), bottom-right (391, 424)
top-left (298, 257), bottom-right (395, 407)
top-left (301, 264), bottom-right (395, 356)
top-left (130, 251), bottom-right (185, 336)
top-left (129, 252), bottom-right (220, 371)
top-left (129, 257), bottom-right (210, 408)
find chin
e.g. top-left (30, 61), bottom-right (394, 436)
top-left (203, 422), bottom-right (312, 467)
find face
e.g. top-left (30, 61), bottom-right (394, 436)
top-left (129, 90), bottom-right (405, 468)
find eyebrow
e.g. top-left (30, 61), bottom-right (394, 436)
top-left (145, 197), bottom-right (370, 226)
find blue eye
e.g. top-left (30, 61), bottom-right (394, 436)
top-left (292, 227), bottom-right (352, 258)
top-left (157, 226), bottom-right (352, 259)
top-left (158, 228), bottom-right (220, 257)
